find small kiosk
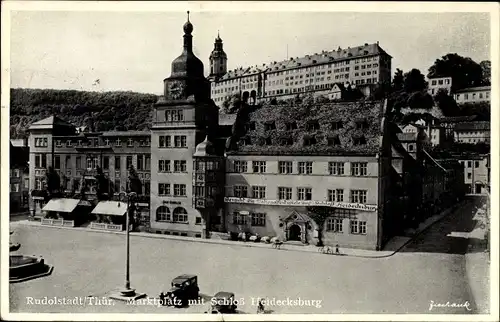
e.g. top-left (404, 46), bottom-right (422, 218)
top-left (40, 198), bottom-right (93, 227)
top-left (90, 201), bottom-right (128, 231)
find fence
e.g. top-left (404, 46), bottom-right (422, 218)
top-left (41, 218), bottom-right (75, 227)
top-left (89, 222), bottom-right (123, 232)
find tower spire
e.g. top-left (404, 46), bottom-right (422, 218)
top-left (187, 10), bottom-right (190, 22)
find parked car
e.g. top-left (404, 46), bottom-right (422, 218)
top-left (162, 274), bottom-right (199, 307)
top-left (210, 291), bottom-right (238, 313)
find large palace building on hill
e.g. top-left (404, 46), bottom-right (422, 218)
top-left (26, 13), bottom-right (464, 251)
top-left (208, 34), bottom-right (392, 106)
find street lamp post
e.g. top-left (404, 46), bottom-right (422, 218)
top-left (109, 191), bottom-right (146, 301)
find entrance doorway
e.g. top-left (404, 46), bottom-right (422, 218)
top-left (289, 224), bottom-right (301, 241)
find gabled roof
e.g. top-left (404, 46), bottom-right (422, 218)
top-left (29, 116), bottom-right (75, 130)
top-left (329, 83), bottom-right (346, 93)
top-left (454, 121), bottom-right (490, 131)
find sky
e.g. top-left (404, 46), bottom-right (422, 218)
top-left (9, 7), bottom-right (491, 95)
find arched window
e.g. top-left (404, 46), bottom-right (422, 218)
top-left (173, 207), bottom-right (188, 223)
top-left (156, 206), bottom-right (170, 221)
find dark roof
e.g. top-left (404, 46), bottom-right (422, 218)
top-left (396, 132), bottom-right (418, 142)
top-left (217, 43), bottom-right (390, 81)
top-left (101, 131), bottom-right (150, 137)
top-left (454, 86), bottom-right (491, 94)
top-left (226, 100), bottom-right (385, 155)
top-left (439, 115), bottom-right (477, 123)
top-left (213, 292), bottom-right (235, 299)
top-left (172, 274), bottom-right (197, 282)
top-left (28, 116), bottom-right (75, 130)
top-left (454, 121), bottom-right (490, 131)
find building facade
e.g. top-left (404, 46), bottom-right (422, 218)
top-left (453, 121), bottom-right (490, 144)
top-left (208, 37), bottom-right (392, 106)
top-left (427, 76), bottom-right (452, 96)
top-left (28, 116), bottom-right (152, 226)
top-left (10, 140), bottom-right (29, 212)
top-left (456, 154), bottom-right (490, 195)
top-left (453, 86), bottom-right (491, 104)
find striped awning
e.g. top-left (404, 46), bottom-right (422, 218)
top-left (42, 198), bottom-right (87, 213)
top-left (91, 201), bottom-right (128, 216)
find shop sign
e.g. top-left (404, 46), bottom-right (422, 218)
top-left (223, 197), bottom-right (378, 212)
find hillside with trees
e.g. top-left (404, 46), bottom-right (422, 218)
top-left (10, 88), bottom-right (158, 138)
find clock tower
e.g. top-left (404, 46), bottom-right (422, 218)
top-left (150, 12), bottom-right (220, 238)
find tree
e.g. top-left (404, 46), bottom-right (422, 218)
top-left (221, 94), bottom-right (241, 114)
top-left (127, 165), bottom-right (142, 195)
top-left (403, 69), bottom-right (427, 93)
top-left (392, 68), bottom-right (404, 91)
top-left (427, 53), bottom-right (483, 91)
top-left (480, 60), bottom-right (491, 85)
top-left (45, 166), bottom-right (61, 199)
top-left (95, 166), bottom-right (110, 201)
top-left (307, 206), bottom-right (332, 246)
top-left (407, 91), bottom-right (434, 110)
top-left (434, 88), bottom-right (458, 116)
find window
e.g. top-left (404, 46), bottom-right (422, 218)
top-left (10, 183), bottom-right (20, 192)
top-left (166, 110), bottom-right (184, 122)
top-left (102, 156), bottom-right (110, 170)
top-left (34, 137), bottom-right (48, 147)
top-left (156, 206), bottom-right (170, 221)
top-left (86, 157), bottom-right (98, 169)
top-left (351, 162), bottom-right (368, 176)
top-left (195, 217), bottom-right (202, 225)
top-left (173, 207), bottom-right (188, 223)
top-left (251, 213), bottom-right (266, 226)
top-left (303, 136), bottom-right (317, 146)
top-left (327, 136), bottom-right (341, 146)
top-left (124, 156), bottom-right (132, 170)
top-left (467, 161), bottom-right (472, 168)
top-left (174, 136), bottom-right (187, 148)
top-left (35, 154), bottom-right (47, 168)
top-left (24, 178), bottom-right (29, 189)
top-left (234, 160), bottom-right (247, 173)
top-left (467, 173), bottom-right (472, 179)
top-left (252, 161), bottom-right (266, 173)
top-left (53, 155), bottom-right (61, 169)
top-left (353, 136), bottom-right (367, 145)
top-left (159, 160), bottom-right (171, 172)
top-left (298, 162), bottom-right (313, 174)
top-left (306, 121), bottom-right (320, 131)
top-left (233, 186), bottom-right (248, 198)
top-left (297, 187), bottom-right (312, 200)
top-left (279, 161), bottom-right (293, 174)
top-left (159, 136), bottom-right (171, 148)
top-left (158, 183), bottom-right (171, 196)
top-left (144, 180), bottom-right (150, 195)
top-left (350, 190), bottom-right (367, 204)
top-left (55, 140), bottom-right (62, 147)
top-left (113, 156), bottom-right (120, 170)
top-left (233, 212), bottom-right (247, 225)
top-left (264, 121), bottom-right (276, 131)
top-left (174, 160), bottom-right (187, 172)
top-left (252, 186), bottom-right (266, 199)
top-left (114, 179), bottom-right (120, 192)
top-left (475, 161), bottom-right (479, 168)
top-left (278, 187), bottom-right (293, 200)
top-left (350, 220), bottom-right (367, 234)
top-left (328, 189), bottom-right (344, 202)
top-left (328, 162), bottom-right (344, 175)
top-left (326, 218), bottom-right (343, 232)
top-left (174, 184), bottom-right (186, 196)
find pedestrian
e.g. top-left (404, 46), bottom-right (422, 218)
top-left (335, 244), bottom-right (340, 254)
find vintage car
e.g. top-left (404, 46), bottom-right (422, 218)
top-left (162, 274), bottom-right (199, 307)
top-left (210, 291), bottom-right (238, 314)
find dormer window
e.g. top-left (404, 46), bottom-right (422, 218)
top-left (246, 122), bottom-right (256, 131)
top-left (115, 139), bottom-right (122, 147)
top-left (264, 121), bottom-right (276, 131)
top-left (127, 139), bottom-right (134, 147)
top-left (356, 120), bottom-right (369, 130)
top-left (285, 122), bottom-right (297, 131)
top-left (240, 137), bottom-right (252, 146)
top-left (104, 139), bottom-right (110, 146)
top-left (280, 137), bottom-right (293, 146)
top-left (327, 136), bottom-right (341, 146)
top-left (306, 120), bottom-right (320, 131)
top-left (331, 121), bottom-right (343, 130)
top-left (353, 136), bottom-right (367, 146)
top-left (303, 136), bottom-right (317, 146)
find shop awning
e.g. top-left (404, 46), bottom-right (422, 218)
top-left (41, 198), bottom-right (83, 213)
top-left (91, 201), bottom-right (128, 216)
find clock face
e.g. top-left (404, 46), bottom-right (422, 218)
top-left (169, 81), bottom-right (185, 99)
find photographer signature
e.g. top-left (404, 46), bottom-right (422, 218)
top-left (429, 300), bottom-right (472, 311)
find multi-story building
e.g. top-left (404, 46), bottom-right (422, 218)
top-left (427, 76), bottom-right (452, 96)
top-left (149, 13), bottom-right (222, 238)
top-left (456, 154), bottom-right (490, 195)
top-left (28, 116), bottom-right (152, 225)
top-left (453, 86), bottom-right (491, 104)
top-left (453, 121), bottom-right (490, 144)
top-left (222, 100), bottom-right (396, 250)
top-left (10, 139), bottom-right (29, 212)
top-left (208, 36), bottom-right (392, 106)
